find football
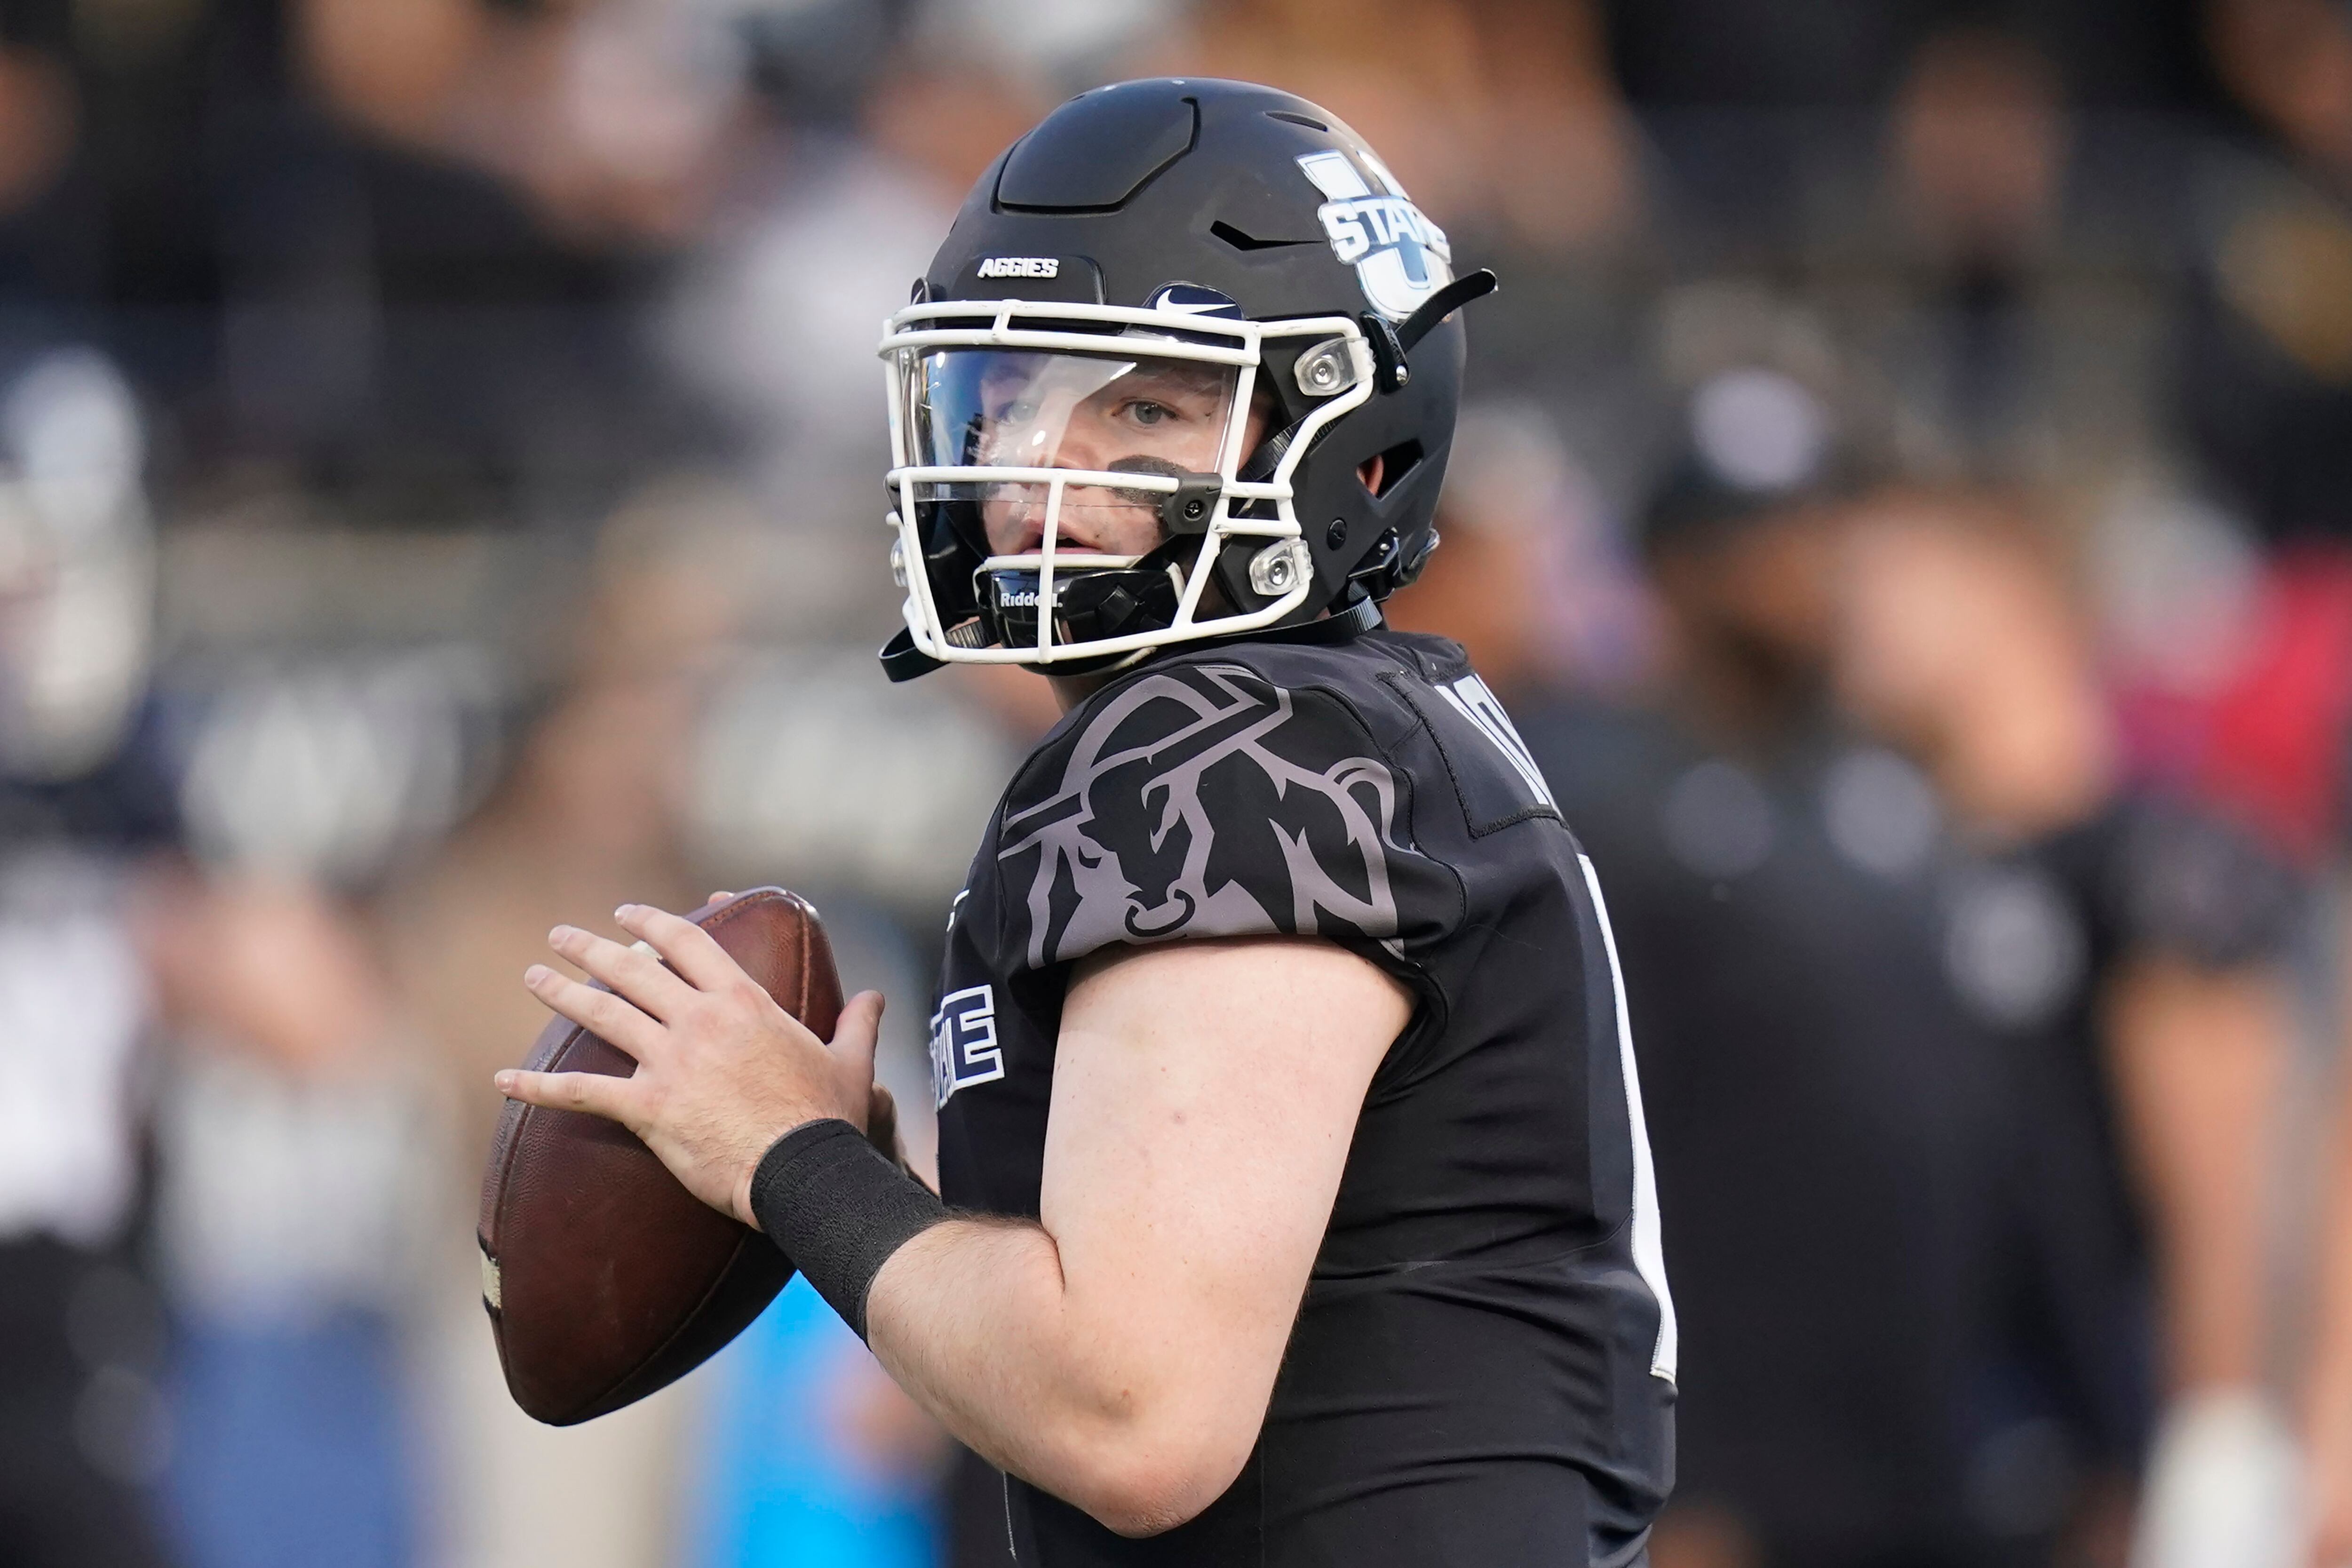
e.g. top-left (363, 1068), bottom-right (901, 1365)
top-left (477, 887), bottom-right (842, 1425)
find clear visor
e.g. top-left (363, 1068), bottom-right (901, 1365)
top-left (902, 347), bottom-right (1244, 560)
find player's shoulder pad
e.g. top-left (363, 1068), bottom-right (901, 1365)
top-left (991, 649), bottom-right (1449, 972)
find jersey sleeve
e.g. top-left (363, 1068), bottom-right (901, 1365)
top-left (983, 658), bottom-right (1457, 977)
top-left (2109, 796), bottom-right (2302, 969)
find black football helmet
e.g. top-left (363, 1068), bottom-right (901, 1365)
top-left (876, 76), bottom-right (1494, 680)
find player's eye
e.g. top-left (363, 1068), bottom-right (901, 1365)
top-left (1123, 400), bottom-right (1176, 427)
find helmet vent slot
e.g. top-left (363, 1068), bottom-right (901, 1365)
top-left (1210, 220), bottom-right (1313, 253)
top-left (1265, 110), bottom-right (1329, 131)
top-left (1369, 439), bottom-right (1424, 498)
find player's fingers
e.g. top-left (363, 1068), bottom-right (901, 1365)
top-left (494, 1067), bottom-right (644, 1127)
top-left (523, 964), bottom-right (666, 1059)
top-left (549, 924), bottom-right (695, 1019)
top-left (830, 990), bottom-right (886, 1082)
top-left (616, 903), bottom-right (743, 992)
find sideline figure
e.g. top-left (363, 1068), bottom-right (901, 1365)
top-left (499, 79), bottom-right (1676, 1566)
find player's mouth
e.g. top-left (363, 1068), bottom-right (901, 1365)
top-left (991, 497), bottom-right (1158, 559)
top-left (986, 455), bottom-right (1194, 558)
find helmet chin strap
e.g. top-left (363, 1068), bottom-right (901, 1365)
top-left (1237, 422), bottom-right (1298, 488)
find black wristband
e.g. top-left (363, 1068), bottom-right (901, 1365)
top-left (749, 1119), bottom-right (950, 1340)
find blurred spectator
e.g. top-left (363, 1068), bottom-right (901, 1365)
top-left (657, 131), bottom-right (951, 552)
top-left (2209, 0), bottom-right (2352, 185)
top-left (2151, 2), bottom-right (2352, 942)
top-left (1878, 26), bottom-right (2071, 477)
top-left (139, 868), bottom-right (430, 1568)
top-left (0, 31), bottom-right (78, 258)
top-left (0, 853), bottom-right (171, 1568)
top-left (0, 344), bottom-right (174, 1568)
top-left (294, 0), bottom-right (758, 246)
top-left (1839, 492), bottom-right (2307, 1568)
top-left (1525, 368), bottom-right (2044, 1568)
top-left (2179, 0), bottom-right (2352, 552)
top-left (2159, 38), bottom-right (2352, 1560)
top-left (1893, 30), bottom-right (2068, 285)
top-left (135, 548), bottom-right (484, 1568)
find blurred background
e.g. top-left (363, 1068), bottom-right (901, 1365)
top-left (6, 1), bottom-right (2352, 1566)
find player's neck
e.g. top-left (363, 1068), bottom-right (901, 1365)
top-left (1672, 629), bottom-right (1825, 759)
top-left (1927, 661), bottom-right (2115, 844)
top-left (1050, 672), bottom-right (1117, 712)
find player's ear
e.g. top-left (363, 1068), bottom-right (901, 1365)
top-left (1358, 453), bottom-right (1385, 495)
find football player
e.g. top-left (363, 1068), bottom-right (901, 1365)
top-left (497, 78), bottom-right (1676, 1565)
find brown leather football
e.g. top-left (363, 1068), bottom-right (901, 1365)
top-left (477, 887), bottom-right (839, 1425)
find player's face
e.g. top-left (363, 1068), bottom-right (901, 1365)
top-left (936, 351), bottom-right (1258, 558)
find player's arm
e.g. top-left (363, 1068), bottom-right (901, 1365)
top-left (2304, 916), bottom-right (2352, 1568)
top-left (2106, 956), bottom-right (2289, 1398)
top-left (862, 936), bottom-right (1406, 1534)
top-left (2309, 1047), bottom-right (2352, 1567)
top-left (2104, 955), bottom-right (2303, 1563)
top-left (495, 907), bottom-right (1407, 1537)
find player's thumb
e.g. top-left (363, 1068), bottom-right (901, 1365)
top-left (829, 990), bottom-right (886, 1081)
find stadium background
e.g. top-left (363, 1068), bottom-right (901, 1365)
top-left (5, 0), bottom-right (2352, 1566)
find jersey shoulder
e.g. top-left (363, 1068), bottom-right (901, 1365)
top-left (979, 634), bottom-right (1464, 974)
top-left (2074, 789), bottom-right (2303, 968)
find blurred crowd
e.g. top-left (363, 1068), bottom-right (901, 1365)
top-left (5, 1), bottom-right (2352, 1567)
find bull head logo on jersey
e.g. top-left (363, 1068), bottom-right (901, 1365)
top-left (997, 665), bottom-right (1405, 971)
top-left (1297, 149), bottom-right (1454, 322)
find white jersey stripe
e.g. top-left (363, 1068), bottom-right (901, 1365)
top-left (1578, 852), bottom-right (1678, 1383)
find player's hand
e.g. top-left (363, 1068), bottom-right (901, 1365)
top-left (866, 1081), bottom-right (915, 1180)
top-left (704, 890), bottom-right (911, 1177)
top-left (495, 902), bottom-right (886, 1228)
top-left (2132, 1388), bottom-right (2301, 1568)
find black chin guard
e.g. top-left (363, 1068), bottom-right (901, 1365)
top-left (977, 563), bottom-right (1183, 662)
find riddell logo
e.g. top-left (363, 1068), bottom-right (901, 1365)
top-left (977, 256), bottom-right (1059, 279)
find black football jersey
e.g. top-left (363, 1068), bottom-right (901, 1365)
top-left (928, 621), bottom-right (1676, 1567)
